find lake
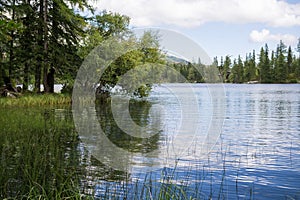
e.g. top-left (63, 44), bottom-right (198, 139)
top-left (76, 83), bottom-right (300, 199)
top-left (1, 84), bottom-right (300, 199)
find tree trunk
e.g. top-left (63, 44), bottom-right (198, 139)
top-left (42, 0), bottom-right (50, 93)
top-left (23, 62), bottom-right (29, 91)
top-left (0, 50), bottom-right (4, 86)
top-left (35, 62), bottom-right (41, 92)
top-left (47, 67), bottom-right (55, 93)
top-left (35, 0), bottom-right (44, 93)
top-left (46, 1), bottom-right (59, 93)
top-left (22, 0), bottom-right (31, 92)
top-left (8, 0), bottom-right (16, 86)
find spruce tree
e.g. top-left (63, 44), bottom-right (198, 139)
top-left (275, 41), bottom-right (287, 83)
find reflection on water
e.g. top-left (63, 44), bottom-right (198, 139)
top-left (216, 84), bottom-right (300, 199)
top-left (96, 100), bottom-right (161, 154)
top-left (1, 84), bottom-right (300, 199)
top-left (78, 84), bottom-right (300, 199)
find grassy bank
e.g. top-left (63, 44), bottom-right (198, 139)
top-left (0, 107), bottom-right (83, 199)
top-left (0, 93), bottom-right (71, 107)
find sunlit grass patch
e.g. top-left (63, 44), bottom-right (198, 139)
top-left (0, 93), bottom-right (71, 107)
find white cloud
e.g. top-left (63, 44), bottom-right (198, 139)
top-left (249, 29), bottom-right (297, 45)
top-left (92, 0), bottom-right (300, 27)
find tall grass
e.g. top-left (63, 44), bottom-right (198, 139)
top-left (0, 93), bottom-right (71, 107)
top-left (0, 107), bottom-right (81, 199)
top-left (0, 106), bottom-right (257, 199)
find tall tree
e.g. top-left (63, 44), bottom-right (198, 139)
top-left (274, 40), bottom-right (287, 83)
top-left (296, 38), bottom-right (300, 79)
top-left (217, 55), bottom-right (231, 83)
top-left (259, 44), bottom-right (272, 83)
top-left (250, 50), bottom-right (257, 80)
top-left (229, 56), bottom-right (243, 83)
top-left (19, 0), bottom-right (36, 91)
top-left (287, 46), bottom-right (293, 75)
top-left (223, 56), bottom-right (231, 82)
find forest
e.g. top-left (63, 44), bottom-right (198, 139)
top-left (215, 40), bottom-right (300, 84)
top-left (1, 0), bottom-right (300, 99)
top-left (0, 0), bottom-right (164, 98)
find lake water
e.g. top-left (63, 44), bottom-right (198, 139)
top-left (75, 83), bottom-right (300, 199)
top-left (1, 84), bottom-right (299, 199)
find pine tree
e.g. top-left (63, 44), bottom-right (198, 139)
top-left (259, 44), bottom-right (272, 83)
top-left (237, 55), bottom-right (244, 83)
top-left (296, 38), bottom-right (300, 79)
top-left (287, 46), bottom-right (293, 75)
top-left (244, 52), bottom-right (256, 82)
top-left (223, 56), bottom-right (231, 82)
top-left (275, 40), bottom-right (287, 83)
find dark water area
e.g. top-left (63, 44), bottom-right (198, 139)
top-left (1, 84), bottom-right (300, 199)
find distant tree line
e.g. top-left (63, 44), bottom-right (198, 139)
top-left (158, 40), bottom-right (300, 84)
top-left (215, 40), bottom-right (300, 83)
top-left (163, 61), bottom-right (205, 83)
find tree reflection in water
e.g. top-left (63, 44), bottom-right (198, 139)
top-left (79, 99), bottom-right (162, 197)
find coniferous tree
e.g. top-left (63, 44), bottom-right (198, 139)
top-left (217, 55), bottom-right (231, 83)
top-left (259, 44), bottom-right (272, 83)
top-left (258, 47), bottom-right (264, 82)
top-left (287, 46), bottom-right (293, 75)
top-left (250, 50), bottom-right (257, 80)
top-left (217, 56), bottom-right (223, 81)
top-left (296, 38), bottom-right (300, 79)
top-left (229, 56), bottom-right (243, 83)
top-left (244, 53), bottom-right (256, 82)
top-left (237, 55), bottom-right (244, 83)
top-left (223, 56), bottom-right (231, 82)
top-left (275, 41), bottom-right (287, 83)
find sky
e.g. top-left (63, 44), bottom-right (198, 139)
top-left (91, 0), bottom-right (300, 61)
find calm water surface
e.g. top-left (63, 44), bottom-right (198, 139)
top-left (77, 83), bottom-right (300, 199)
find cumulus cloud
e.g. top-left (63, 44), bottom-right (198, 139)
top-left (92, 0), bottom-right (300, 27)
top-left (249, 29), bottom-right (297, 45)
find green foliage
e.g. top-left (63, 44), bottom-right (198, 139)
top-left (274, 41), bottom-right (288, 83)
top-left (244, 51), bottom-right (257, 82)
top-left (259, 45), bottom-right (273, 83)
top-left (1, 0), bottom-right (299, 94)
top-left (168, 61), bottom-right (205, 83)
top-left (215, 41), bottom-right (300, 84)
top-left (95, 11), bottom-right (130, 39)
top-left (89, 31), bottom-right (165, 98)
top-left (217, 55), bottom-right (231, 82)
top-left (230, 55), bottom-right (244, 83)
top-left (1, 0), bottom-right (148, 96)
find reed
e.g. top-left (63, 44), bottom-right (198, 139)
top-left (0, 107), bottom-right (80, 199)
top-left (0, 106), bottom-right (258, 199)
top-left (0, 93), bottom-right (71, 107)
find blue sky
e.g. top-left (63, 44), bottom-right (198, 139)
top-left (92, 0), bottom-right (300, 61)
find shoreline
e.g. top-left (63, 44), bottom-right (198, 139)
top-left (0, 93), bottom-right (72, 107)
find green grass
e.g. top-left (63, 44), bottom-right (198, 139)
top-left (0, 93), bottom-right (71, 107)
top-left (0, 105), bottom-right (257, 200)
top-left (0, 107), bottom-right (81, 199)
